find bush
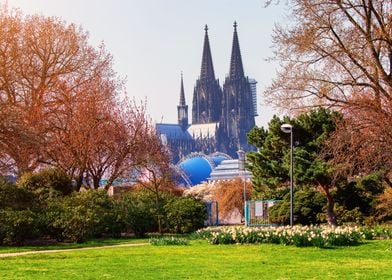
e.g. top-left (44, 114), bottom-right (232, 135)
top-left (269, 188), bottom-right (325, 225)
top-left (48, 190), bottom-right (122, 242)
top-left (118, 190), bottom-right (158, 237)
top-left (0, 209), bottom-right (39, 245)
top-left (334, 174), bottom-right (385, 222)
top-left (0, 178), bottom-right (42, 245)
top-left (118, 190), bottom-right (207, 236)
top-left (17, 168), bottom-right (74, 201)
top-left (0, 177), bottom-right (37, 210)
top-left (165, 196), bottom-right (207, 233)
top-left (376, 188), bottom-right (392, 222)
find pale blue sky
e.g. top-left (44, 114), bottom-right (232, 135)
top-left (7, 0), bottom-right (287, 127)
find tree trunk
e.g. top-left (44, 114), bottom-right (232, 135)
top-left (76, 173), bottom-right (84, 191)
top-left (154, 191), bottom-right (163, 235)
top-left (321, 185), bottom-right (337, 226)
top-left (92, 176), bottom-right (100, 189)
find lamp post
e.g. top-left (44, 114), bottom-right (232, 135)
top-left (237, 149), bottom-right (247, 226)
top-left (280, 124), bottom-right (294, 227)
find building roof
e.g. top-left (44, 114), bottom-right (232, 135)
top-left (156, 123), bottom-right (193, 141)
top-left (156, 122), bottom-right (218, 141)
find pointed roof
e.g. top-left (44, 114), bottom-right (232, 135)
top-left (229, 21), bottom-right (244, 79)
top-left (179, 72), bottom-right (186, 106)
top-left (199, 25), bottom-right (216, 81)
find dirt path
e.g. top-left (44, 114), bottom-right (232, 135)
top-left (0, 242), bottom-right (149, 258)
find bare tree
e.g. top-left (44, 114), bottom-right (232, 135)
top-left (0, 7), bottom-right (121, 178)
top-left (266, 0), bottom-right (391, 111)
top-left (213, 178), bottom-right (252, 222)
top-left (86, 99), bottom-right (155, 190)
top-left (132, 130), bottom-right (175, 234)
top-left (266, 0), bottom-right (392, 179)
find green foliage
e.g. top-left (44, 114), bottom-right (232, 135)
top-left (247, 109), bottom-right (339, 198)
top-left (334, 172), bottom-right (385, 223)
top-left (0, 209), bottom-right (39, 245)
top-left (149, 236), bottom-right (189, 246)
top-left (269, 188), bottom-right (326, 225)
top-left (47, 190), bottom-right (122, 242)
top-left (0, 178), bottom-right (42, 245)
top-left (17, 168), bottom-right (74, 201)
top-left (247, 116), bottom-right (287, 197)
top-left (119, 190), bottom-right (207, 236)
top-left (164, 196), bottom-right (207, 233)
top-left (118, 190), bottom-right (157, 237)
top-left (0, 177), bottom-right (37, 210)
top-left (247, 109), bottom-right (343, 224)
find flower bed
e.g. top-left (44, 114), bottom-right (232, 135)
top-left (194, 225), bottom-right (370, 247)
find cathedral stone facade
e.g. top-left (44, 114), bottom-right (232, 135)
top-left (157, 22), bottom-right (257, 163)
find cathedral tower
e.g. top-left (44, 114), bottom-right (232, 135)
top-left (177, 73), bottom-right (188, 130)
top-left (220, 22), bottom-right (256, 155)
top-left (192, 25), bottom-right (222, 124)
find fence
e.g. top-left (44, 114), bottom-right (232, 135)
top-left (245, 200), bottom-right (281, 226)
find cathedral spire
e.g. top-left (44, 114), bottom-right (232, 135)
top-left (179, 71), bottom-right (186, 106)
top-left (177, 72), bottom-right (188, 129)
top-left (229, 21), bottom-right (244, 79)
top-left (200, 24), bottom-right (216, 81)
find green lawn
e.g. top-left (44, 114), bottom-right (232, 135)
top-left (0, 237), bottom-right (149, 254)
top-left (0, 240), bottom-right (391, 279)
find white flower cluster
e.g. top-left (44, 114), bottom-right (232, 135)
top-left (196, 225), bottom-right (366, 247)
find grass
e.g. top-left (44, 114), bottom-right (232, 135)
top-left (0, 237), bottom-right (149, 254)
top-left (0, 239), bottom-right (391, 279)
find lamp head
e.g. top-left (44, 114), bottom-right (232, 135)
top-left (280, 123), bottom-right (293, 133)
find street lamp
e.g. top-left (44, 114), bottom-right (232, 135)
top-left (237, 149), bottom-right (247, 226)
top-left (280, 124), bottom-right (294, 227)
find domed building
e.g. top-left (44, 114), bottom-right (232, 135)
top-left (174, 152), bottom-right (252, 187)
top-left (175, 152), bottom-right (231, 187)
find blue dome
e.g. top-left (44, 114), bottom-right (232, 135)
top-left (175, 152), bottom-right (232, 187)
top-left (209, 152), bottom-right (232, 167)
top-left (178, 155), bottom-right (213, 186)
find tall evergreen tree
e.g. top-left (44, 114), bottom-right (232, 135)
top-left (247, 108), bottom-right (340, 225)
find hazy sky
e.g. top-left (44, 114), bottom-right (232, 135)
top-left (7, 0), bottom-right (287, 127)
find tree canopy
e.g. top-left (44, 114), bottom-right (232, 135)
top-left (265, 0), bottom-right (392, 186)
top-left (0, 7), bottom-right (167, 190)
top-left (247, 108), bottom-right (340, 224)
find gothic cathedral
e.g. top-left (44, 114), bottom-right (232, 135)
top-left (157, 22), bottom-right (257, 162)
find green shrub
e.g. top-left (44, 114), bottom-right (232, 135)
top-left (48, 190), bottom-right (122, 242)
top-left (0, 177), bottom-right (37, 210)
top-left (17, 168), bottom-right (74, 200)
top-left (118, 190), bottom-right (157, 237)
top-left (334, 173), bottom-right (385, 223)
top-left (0, 209), bottom-right (39, 245)
top-left (269, 188), bottom-right (325, 225)
top-left (165, 196), bottom-right (207, 233)
top-left (149, 236), bottom-right (189, 246)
